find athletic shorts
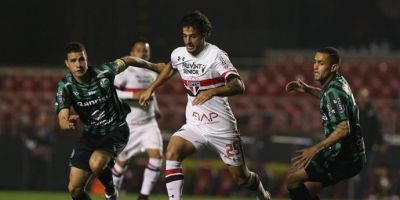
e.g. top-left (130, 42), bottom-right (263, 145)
top-left (305, 152), bottom-right (364, 186)
top-left (69, 124), bottom-right (129, 172)
top-left (174, 123), bottom-right (244, 166)
top-left (117, 118), bottom-right (163, 161)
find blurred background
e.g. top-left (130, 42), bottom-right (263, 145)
top-left (1, 0), bottom-right (400, 199)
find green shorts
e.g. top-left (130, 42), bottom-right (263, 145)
top-left (69, 124), bottom-right (129, 172)
top-left (305, 152), bottom-right (364, 186)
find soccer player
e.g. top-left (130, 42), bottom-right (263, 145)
top-left (112, 39), bottom-right (163, 200)
top-left (138, 10), bottom-right (271, 200)
top-left (55, 42), bottom-right (163, 200)
top-left (285, 47), bottom-right (367, 200)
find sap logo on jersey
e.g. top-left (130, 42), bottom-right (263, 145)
top-left (192, 112), bottom-right (218, 122)
top-left (182, 62), bottom-right (206, 75)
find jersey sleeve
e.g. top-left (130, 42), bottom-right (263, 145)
top-left (214, 51), bottom-right (240, 79)
top-left (100, 59), bottom-right (127, 77)
top-left (170, 48), bottom-right (180, 69)
top-left (324, 88), bottom-right (349, 123)
top-left (54, 81), bottom-right (71, 114)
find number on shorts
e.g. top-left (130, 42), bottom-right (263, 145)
top-left (225, 141), bottom-right (240, 159)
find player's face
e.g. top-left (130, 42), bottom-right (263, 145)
top-left (313, 52), bottom-right (333, 82)
top-left (65, 51), bottom-right (88, 78)
top-left (182, 26), bottom-right (205, 55)
top-left (130, 42), bottom-right (151, 61)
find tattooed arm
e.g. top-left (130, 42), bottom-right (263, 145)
top-left (192, 75), bottom-right (244, 105)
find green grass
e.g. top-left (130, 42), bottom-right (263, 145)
top-left (0, 191), bottom-right (288, 200)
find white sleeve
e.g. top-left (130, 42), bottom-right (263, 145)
top-left (116, 89), bottom-right (133, 100)
top-left (214, 51), bottom-right (240, 79)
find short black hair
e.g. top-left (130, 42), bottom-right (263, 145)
top-left (181, 10), bottom-right (212, 38)
top-left (316, 47), bottom-right (341, 65)
top-left (132, 38), bottom-right (149, 47)
top-left (65, 41), bottom-right (86, 58)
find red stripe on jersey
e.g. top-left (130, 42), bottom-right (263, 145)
top-left (221, 69), bottom-right (239, 78)
top-left (165, 168), bottom-right (183, 176)
top-left (115, 87), bottom-right (144, 92)
top-left (182, 77), bottom-right (225, 87)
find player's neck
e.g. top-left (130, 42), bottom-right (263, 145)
top-left (190, 42), bottom-right (207, 56)
top-left (73, 71), bottom-right (91, 84)
top-left (320, 73), bottom-right (336, 89)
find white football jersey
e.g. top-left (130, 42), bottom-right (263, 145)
top-left (171, 43), bottom-right (239, 134)
top-left (114, 66), bottom-right (158, 122)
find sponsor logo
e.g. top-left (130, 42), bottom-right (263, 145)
top-left (182, 62), bottom-right (206, 75)
top-left (76, 95), bottom-right (110, 107)
top-left (192, 112), bottom-right (218, 122)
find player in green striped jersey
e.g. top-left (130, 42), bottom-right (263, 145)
top-left (55, 42), bottom-right (164, 200)
top-left (285, 47), bottom-right (366, 200)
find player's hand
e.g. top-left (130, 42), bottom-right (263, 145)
top-left (132, 90), bottom-right (144, 100)
top-left (68, 115), bottom-right (79, 130)
top-left (291, 146), bottom-right (318, 169)
top-left (286, 79), bottom-right (307, 93)
top-left (192, 89), bottom-right (216, 105)
top-left (139, 89), bottom-right (152, 107)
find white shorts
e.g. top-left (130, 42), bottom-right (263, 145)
top-left (117, 118), bottom-right (163, 161)
top-left (174, 123), bottom-right (244, 166)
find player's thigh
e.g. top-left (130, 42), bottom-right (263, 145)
top-left (68, 166), bottom-right (91, 189)
top-left (166, 135), bottom-right (196, 161)
top-left (286, 168), bottom-right (310, 188)
top-left (89, 150), bottom-right (112, 172)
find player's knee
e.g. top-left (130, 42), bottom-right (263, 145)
top-left (232, 172), bottom-right (247, 185)
top-left (68, 183), bottom-right (84, 197)
top-left (237, 172), bottom-right (260, 190)
top-left (286, 172), bottom-right (301, 189)
top-left (165, 147), bottom-right (181, 160)
top-left (89, 161), bottom-right (106, 174)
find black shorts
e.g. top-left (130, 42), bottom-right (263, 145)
top-left (69, 124), bottom-right (129, 172)
top-left (305, 152), bottom-right (364, 186)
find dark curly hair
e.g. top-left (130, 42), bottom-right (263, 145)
top-left (181, 10), bottom-right (212, 38)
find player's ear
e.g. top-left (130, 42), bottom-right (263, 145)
top-left (330, 64), bottom-right (339, 73)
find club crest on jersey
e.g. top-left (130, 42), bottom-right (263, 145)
top-left (187, 81), bottom-right (200, 95)
top-left (100, 78), bottom-right (110, 88)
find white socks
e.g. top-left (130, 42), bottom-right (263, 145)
top-left (112, 162), bottom-right (128, 189)
top-left (165, 160), bottom-right (184, 200)
top-left (140, 158), bottom-right (162, 195)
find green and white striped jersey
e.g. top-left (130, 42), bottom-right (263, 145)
top-left (55, 61), bottom-right (130, 135)
top-left (319, 74), bottom-right (366, 162)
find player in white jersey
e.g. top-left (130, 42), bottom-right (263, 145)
top-left (138, 10), bottom-right (271, 200)
top-left (112, 39), bottom-right (163, 200)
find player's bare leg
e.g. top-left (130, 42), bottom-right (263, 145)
top-left (89, 150), bottom-right (116, 200)
top-left (227, 164), bottom-right (271, 200)
top-left (165, 136), bottom-right (196, 200)
top-left (286, 167), bottom-right (322, 200)
top-left (137, 148), bottom-right (163, 200)
top-left (68, 167), bottom-right (92, 200)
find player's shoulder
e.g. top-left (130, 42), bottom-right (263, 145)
top-left (171, 47), bottom-right (186, 56)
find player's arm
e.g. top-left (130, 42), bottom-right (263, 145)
top-left (286, 79), bottom-right (320, 99)
top-left (115, 56), bottom-right (165, 74)
top-left (192, 75), bottom-right (244, 105)
top-left (292, 121), bottom-right (349, 169)
top-left (57, 108), bottom-right (79, 130)
top-left (139, 62), bottom-right (177, 106)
